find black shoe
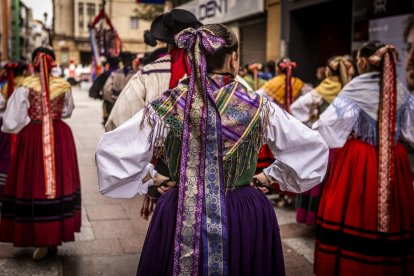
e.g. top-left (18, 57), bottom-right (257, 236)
top-left (48, 246), bottom-right (58, 257)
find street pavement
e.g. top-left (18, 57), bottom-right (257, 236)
top-left (0, 85), bottom-right (315, 275)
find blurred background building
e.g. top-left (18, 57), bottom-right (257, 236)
top-left (281, 0), bottom-right (414, 83)
top-left (52, 0), bottom-right (158, 66)
top-left (171, 0), bottom-right (282, 66)
top-left (0, 0), bottom-right (413, 83)
top-left (1, 0), bottom-right (51, 62)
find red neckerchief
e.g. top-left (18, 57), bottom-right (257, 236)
top-left (169, 48), bottom-right (190, 89)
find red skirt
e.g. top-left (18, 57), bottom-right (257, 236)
top-left (0, 120), bottom-right (81, 247)
top-left (315, 139), bottom-right (414, 275)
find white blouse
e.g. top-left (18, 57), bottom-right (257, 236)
top-left (1, 87), bottom-right (75, 133)
top-left (290, 90), bottom-right (323, 124)
top-left (96, 100), bottom-right (329, 199)
top-left (313, 94), bottom-right (414, 148)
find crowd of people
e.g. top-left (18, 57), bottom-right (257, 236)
top-left (0, 7), bottom-right (413, 276)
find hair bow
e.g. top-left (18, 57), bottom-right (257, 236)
top-left (33, 51), bottom-right (57, 200)
top-left (368, 45), bottom-right (398, 67)
top-left (175, 27), bottom-right (226, 56)
top-left (33, 52), bottom-right (56, 72)
top-left (172, 26), bottom-right (230, 276)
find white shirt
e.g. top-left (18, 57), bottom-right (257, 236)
top-left (1, 87), bottom-right (74, 133)
top-left (96, 100), bottom-right (329, 198)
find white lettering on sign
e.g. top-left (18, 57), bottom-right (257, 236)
top-left (177, 0), bottom-right (264, 24)
top-left (199, 0), bottom-right (228, 21)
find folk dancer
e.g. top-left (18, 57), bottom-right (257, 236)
top-left (0, 48), bottom-right (81, 261)
top-left (291, 55), bottom-right (355, 225)
top-left (314, 41), bottom-right (414, 275)
top-left (96, 24), bottom-right (329, 276)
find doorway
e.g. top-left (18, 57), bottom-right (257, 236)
top-left (288, 0), bottom-right (353, 85)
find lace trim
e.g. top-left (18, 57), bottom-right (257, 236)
top-left (332, 95), bottom-right (410, 146)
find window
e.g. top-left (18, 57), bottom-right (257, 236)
top-left (78, 3), bottom-right (84, 29)
top-left (130, 17), bottom-right (139, 29)
top-left (87, 3), bottom-right (96, 24)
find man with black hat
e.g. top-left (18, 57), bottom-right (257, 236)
top-left (103, 51), bottom-right (137, 115)
top-left (104, 9), bottom-right (201, 131)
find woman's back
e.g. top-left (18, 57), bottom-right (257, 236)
top-left (158, 74), bottom-right (265, 189)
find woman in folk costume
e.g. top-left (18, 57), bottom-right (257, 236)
top-left (314, 41), bottom-right (414, 275)
top-left (242, 63), bottom-right (267, 91)
top-left (290, 55), bottom-right (355, 126)
top-left (0, 62), bottom-right (26, 196)
top-left (258, 57), bottom-right (307, 109)
top-left (255, 58), bottom-right (306, 207)
top-left (292, 55), bottom-right (355, 226)
top-left (96, 24), bottom-right (328, 275)
top-left (0, 47), bottom-right (81, 261)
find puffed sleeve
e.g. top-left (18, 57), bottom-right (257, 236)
top-left (263, 100), bottom-right (329, 193)
top-left (401, 94), bottom-right (414, 147)
top-left (312, 96), bottom-right (356, 148)
top-left (61, 90), bottom-right (75, 118)
top-left (290, 90), bottom-right (323, 124)
top-left (1, 87), bottom-right (31, 133)
top-left (96, 106), bottom-right (163, 198)
top-left (105, 71), bottom-right (146, 132)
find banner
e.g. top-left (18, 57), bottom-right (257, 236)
top-left (369, 14), bottom-right (410, 82)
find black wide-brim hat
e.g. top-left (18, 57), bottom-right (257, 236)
top-left (144, 9), bottom-right (202, 46)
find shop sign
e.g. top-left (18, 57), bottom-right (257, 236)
top-left (369, 14), bottom-right (410, 81)
top-left (177, 0), bottom-right (264, 24)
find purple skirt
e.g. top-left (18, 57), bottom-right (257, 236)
top-left (0, 119), bottom-right (11, 197)
top-left (137, 186), bottom-right (285, 276)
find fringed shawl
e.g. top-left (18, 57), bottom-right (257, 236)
top-left (21, 76), bottom-right (71, 100)
top-left (262, 74), bottom-right (304, 108)
top-left (315, 76), bottom-right (342, 104)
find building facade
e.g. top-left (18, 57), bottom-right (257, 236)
top-left (0, 0), bottom-right (11, 61)
top-left (0, 0), bottom-right (50, 62)
top-left (30, 19), bottom-right (51, 52)
top-left (52, 0), bottom-right (154, 66)
top-left (280, 0), bottom-right (414, 84)
top-left (280, 0), bottom-right (353, 84)
top-left (172, 0), bottom-right (282, 66)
